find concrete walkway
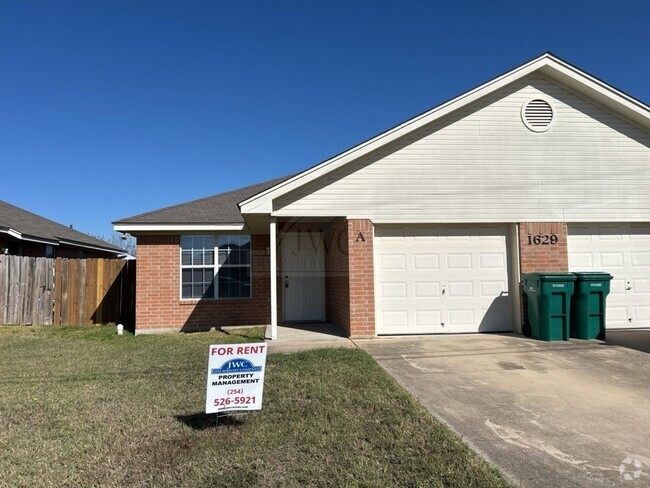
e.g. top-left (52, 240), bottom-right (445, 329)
top-left (265, 323), bottom-right (356, 353)
top-left (356, 332), bottom-right (650, 488)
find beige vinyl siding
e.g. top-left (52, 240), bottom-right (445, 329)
top-left (274, 74), bottom-right (650, 223)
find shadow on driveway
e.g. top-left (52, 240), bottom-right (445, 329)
top-left (605, 329), bottom-right (650, 354)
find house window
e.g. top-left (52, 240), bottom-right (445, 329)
top-left (180, 235), bottom-right (251, 299)
top-left (45, 245), bottom-right (55, 258)
top-left (217, 235), bottom-right (251, 299)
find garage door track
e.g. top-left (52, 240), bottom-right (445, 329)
top-left (357, 332), bottom-right (650, 487)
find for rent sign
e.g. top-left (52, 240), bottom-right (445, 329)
top-left (205, 343), bottom-right (268, 414)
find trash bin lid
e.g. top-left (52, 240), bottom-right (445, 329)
top-left (572, 271), bottom-right (613, 281)
top-left (523, 272), bottom-right (577, 282)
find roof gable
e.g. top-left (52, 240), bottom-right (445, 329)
top-left (271, 73), bottom-right (650, 223)
top-left (239, 52), bottom-right (650, 215)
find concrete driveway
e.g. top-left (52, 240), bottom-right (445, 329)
top-left (357, 331), bottom-right (650, 487)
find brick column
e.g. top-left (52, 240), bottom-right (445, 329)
top-left (325, 218), bottom-right (350, 334)
top-left (519, 222), bottom-right (568, 274)
top-left (518, 222), bottom-right (569, 331)
top-left (347, 219), bottom-right (375, 338)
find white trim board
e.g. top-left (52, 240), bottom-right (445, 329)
top-left (114, 224), bottom-right (246, 232)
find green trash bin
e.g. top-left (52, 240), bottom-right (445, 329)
top-left (570, 272), bottom-right (613, 340)
top-left (522, 273), bottom-right (576, 341)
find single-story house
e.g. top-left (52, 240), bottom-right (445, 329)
top-left (114, 52), bottom-right (650, 338)
top-left (1, 200), bottom-right (125, 259)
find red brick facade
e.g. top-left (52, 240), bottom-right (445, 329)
top-left (134, 234), bottom-right (270, 332)
top-left (346, 219), bottom-right (375, 338)
top-left (135, 220), bottom-right (573, 337)
top-left (518, 222), bottom-right (569, 274)
top-left (325, 218), bottom-right (350, 333)
top-left (134, 222), bottom-right (377, 336)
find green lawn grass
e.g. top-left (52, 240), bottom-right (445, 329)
top-left (0, 326), bottom-right (512, 487)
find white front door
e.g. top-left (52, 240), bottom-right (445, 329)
top-left (282, 232), bottom-right (325, 322)
top-left (375, 225), bottom-right (512, 334)
top-left (568, 223), bottom-right (650, 329)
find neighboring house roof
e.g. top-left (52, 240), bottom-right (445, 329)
top-left (239, 52), bottom-right (650, 214)
top-left (0, 200), bottom-right (124, 254)
top-left (113, 175), bottom-right (293, 229)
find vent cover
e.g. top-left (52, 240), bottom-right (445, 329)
top-left (522, 99), bottom-right (554, 132)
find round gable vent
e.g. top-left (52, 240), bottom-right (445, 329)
top-left (521, 99), bottom-right (554, 132)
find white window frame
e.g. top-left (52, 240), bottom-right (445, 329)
top-left (180, 234), bottom-right (252, 300)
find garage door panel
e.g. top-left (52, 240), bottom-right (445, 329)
top-left (480, 253), bottom-right (505, 269)
top-left (447, 236), bottom-right (472, 243)
top-left (376, 225), bottom-right (512, 334)
top-left (414, 281), bottom-right (441, 298)
top-left (570, 252), bottom-right (593, 268)
top-left (633, 279), bottom-right (650, 294)
top-left (568, 223), bottom-right (650, 329)
top-left (446, 253), bottom-right (472, 270)
top-left (381, 282), bottom-right (408, 299)
top-left (449, 309), bottom-right (475, 327)
top-left (601, 252), bottom-right (624, 268)
top-left (415, 310), bottom-right (442, 327)
top-left (413, 235), bottom-right (439, 242)
top-left (631, 252), bottom-right (650, 267)
top-left (447, 281), bottom-right (473, 298)
top-left (382, 310), bottom-right (408, 328)
top-left (570, 234), bottom-right (591, 242)
top-left (635, 306), bottom-right (650, 321)
top-left (381, 254), bottom-right (406, 270)
top-left (608, 307), bottom-right (628, 323)
top-left (481, 281), bottom-right (508, 296)
top-left (600, 235), bottom-right (623, 241)
top-left (610, 279), bottom-right (627, 295)
top-left (413, 253), bottom-right (439, 270)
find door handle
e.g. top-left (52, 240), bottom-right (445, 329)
top-left (626, 281), bottom-right (632, 291)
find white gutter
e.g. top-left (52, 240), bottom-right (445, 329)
top-left (114, 223), bottom-right (246, 232)
top-left (1, 228), bottom-right (121, 255)
top-left (0, 228), bottom-right (59, 246)
top-left (58, 239), bottom-right (123, 255)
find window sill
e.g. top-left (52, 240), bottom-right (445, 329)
top-left (179, 297), bottom-right (252, 305)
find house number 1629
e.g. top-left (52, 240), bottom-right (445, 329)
top-left (527, 234), bottom-right (558, 245)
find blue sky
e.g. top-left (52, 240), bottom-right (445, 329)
top-left (2, 1), bottom-right (649, 240)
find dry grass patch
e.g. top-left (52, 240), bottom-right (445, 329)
top-left (0, 325), bottom-right (512, 487)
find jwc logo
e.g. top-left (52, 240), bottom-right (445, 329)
top-left (212, 358), bottom-right (262, 374)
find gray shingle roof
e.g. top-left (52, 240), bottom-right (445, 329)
top-left (114, 175), bottom-right (293, 225)
top-left (0, 200), bottom-right (124, 253)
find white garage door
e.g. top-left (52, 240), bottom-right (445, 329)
top-left (568, 224), bottom-right (650, 329)
top-left (375, 225), bottom-right (512, 335)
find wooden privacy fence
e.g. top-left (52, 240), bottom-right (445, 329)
top-left (0, 255), bottom-right (135, 326)
top-left (0, 255), bottom-right (54, 325)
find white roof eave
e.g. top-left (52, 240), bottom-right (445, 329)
top-left (114, 223), bottom-right (247, 233)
